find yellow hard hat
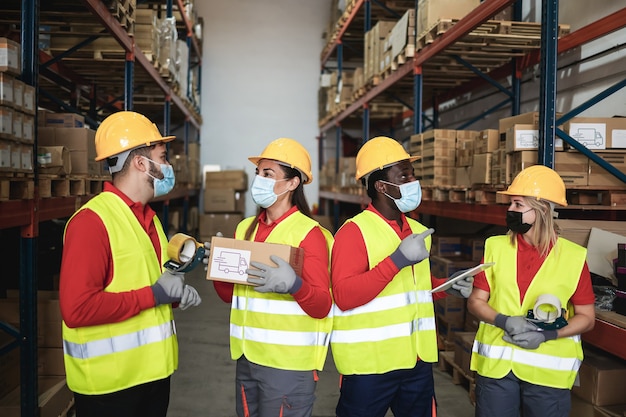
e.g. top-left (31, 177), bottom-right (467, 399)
top-left (498, 165), bottom-right (568, 206)
top-left (355, 136), bottom-right (420, 180)
top-left (95, 111), bottom-right (175, 161)
top-left (249, 138), bottom-right (313, 184)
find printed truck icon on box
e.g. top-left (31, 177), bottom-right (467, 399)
top-left (568, 123), bottom-right (607, 149)
top-left (215, 251), bottom-right (248, 275)
top-left (571, 127), bottom-right (604, 147)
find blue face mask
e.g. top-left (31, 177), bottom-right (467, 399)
top-left (250, 175), bottom-right (289, 208)
top-left (380, 180), bottom-right (422, 212)
top-left (143, 157), bottom-right (176, 197)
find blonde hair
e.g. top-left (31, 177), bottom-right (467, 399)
top-left (508, 196), bottom-right (559, 258)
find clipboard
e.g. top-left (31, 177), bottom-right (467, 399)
top-left (430, 262), bottom-right (495, 293)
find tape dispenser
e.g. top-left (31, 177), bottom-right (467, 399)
top-left (525, 294), bottom-right (568, 330)
top-left (164, 233), bottom-right (205, 273)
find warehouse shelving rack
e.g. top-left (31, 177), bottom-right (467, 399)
top-left (319, 0), bottom-right (626, 361)
top-left (0, 0), bottom-right (202, 415)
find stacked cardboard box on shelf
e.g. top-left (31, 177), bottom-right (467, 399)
top-left (0, 291), bottom-right (73, 417)
top-left (0, 39), bottom-right (36, 174)
top-left (200, 170), bottom-right (248, 241)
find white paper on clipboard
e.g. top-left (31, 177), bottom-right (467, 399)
top-left (430, 262), bottom-right (495, 293)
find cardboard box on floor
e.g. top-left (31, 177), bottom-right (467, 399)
top-left (206, 237), bottom-right (304, 285)
top-left (571, 348), bottom-right (626, 406)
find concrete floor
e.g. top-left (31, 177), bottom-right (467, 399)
top-left (168, 267), bottom-right (476, 417)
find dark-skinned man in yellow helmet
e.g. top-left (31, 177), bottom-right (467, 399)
top-left (60, 111), bottom-right (202, 417)
top-left (330, 136), bottom-right (474, 417)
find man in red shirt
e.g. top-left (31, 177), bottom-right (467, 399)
top-left (60, 111), bottom-right (201, 417)
top-left (330, 136), bottom-right (473, 417)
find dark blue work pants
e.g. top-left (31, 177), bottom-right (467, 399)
top-left (336, 360), bottom-right (435, 417)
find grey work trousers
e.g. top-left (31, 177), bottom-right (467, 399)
top-left (235, 356), bottom-right (317, 417)
top-left (475, 372), bottom-right (571, 417)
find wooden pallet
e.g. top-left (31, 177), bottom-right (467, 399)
top-left (438, 351), bottom-right (476, 405)
top-left (0, 174), bottom-right (35, 201)
top-left (567, 187), bottom-right (626, 206)
top-left (103, 0), bottom-right (136, 34)
top-left (417, 18), bottom-right (570, 51)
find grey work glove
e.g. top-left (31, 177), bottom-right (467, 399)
top-left (202, 232), bottom-right (222, 271)
top-left (445, 269), bottom-right (474, 298)
top-left (152, 271), bottom-right (185, 305)
top-left (494, 314), bottom-right (539, 336)
top-left (179, 285), bottom-right (202, 310)
top-left (390, 228), bottom-right (435, 269)
top-left (246, 255), bottom-right (303, 294)
top-left (503, 329), bottom-right (558, 349)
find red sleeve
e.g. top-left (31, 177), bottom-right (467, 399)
top-left (331, 222), bottom-right (400, 311)
top-left (59, 209), bottom-right (155, 328)
top-left (291, 226), bottom-right (332, 319)
top-left (213, 281), bottom-right (234, 303)
top-left (430, 275), bottom-right (450, 301)
top-left (571, 262), bottom-right (595, 305)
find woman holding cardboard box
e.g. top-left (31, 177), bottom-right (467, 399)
top-left (468, 165), bottom-right (596, 417)
top-left (212, 137), bottom-right (333, 417)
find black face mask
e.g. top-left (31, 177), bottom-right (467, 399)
top-left (506, 210), bottom-right (533, 234)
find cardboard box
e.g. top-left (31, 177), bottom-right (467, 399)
top-left (0, 37), bottom-right (21, 76)
top-left (37, 146), bottom-right (72, 175)
top-left (454, 331), bottom-right (476, 376)
top-left (22, 114), bottom-right (34, 143)
top-left (22, 84), bottom-right (35, 115)
top-left (0, 376), bottom-right (73, 417)
top-left (571, 349), bottom-right (626, 406)
top-left (506, 151), bottom-right (588, 187)
top-left (434, 296), bottom-right (466, 326)
top-left (417, 0), bottom-right (480, 36)
top-left (204, 188), bottom-right (245, 213)
top-left (469, 153), bottom-right (492, 185)
top-left (0, 106), bottom-right (14, 140)
top-left (431, 236), bottom-right (462, 257)
top-left (12, 79), bottom-right (23, 111)
top-left (0, 73), bottom-right (14, 108)
top-left (207, 236), bottom-right (304, 285)
top-left (429, 255), bottom-right (476, 279)
top-left (43, 112), bottom-right (84, 128)
top-left (588, 151), bottom-right (626, 188)
top-left (505, 124), bottom-right (564, 152)
top-left (37, 127), bottom-right (98, 175)
top-left (0, 140), bottom-right (11, 169)
top-left (199, 213), bottom-right (243, 239)
top-left (556, 219), bottom-right (626, 247)
top-left (476, 129), bottom-right (500, 153)
top-left (205, 170), bottom-right (248, 190)
top-left (564, 117), bottom-right (626, 150)
top-left (461, 237), bottom-right (485, 262)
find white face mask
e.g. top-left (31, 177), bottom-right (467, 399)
top-left (379, 180), bottom-right (422, 212)
top-left (250, 175), bottom-right (289, 208)
top-left (142, 157), bottom-right (175, 197)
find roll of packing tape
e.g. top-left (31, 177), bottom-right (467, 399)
top-left (533, 294), bottom-right (562, 323)
top-left (167, 233), bottom-right (201, 264)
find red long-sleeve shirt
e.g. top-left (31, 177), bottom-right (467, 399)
top-left (60, 182), bottom-right (160, 328)
top-left (331, 204), bottom-right (448, 312)
top-left (473, 233), bottom-right (595, 305)
top-left (213, 206), bottom-right (332, 319)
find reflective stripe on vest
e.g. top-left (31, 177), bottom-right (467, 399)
top-left (470, 235), bottom-right (586, 389)
top-left (64, 321), bottom-right (175, 359)
top-left (330, 211), bottom-right (438, 375)
top-left (62, 192), bottom-right (177, 395)
top-left (230, 211), bottom-right (333, 371)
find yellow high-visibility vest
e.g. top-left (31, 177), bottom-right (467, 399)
top-left (471, 235), bottom-right (585, 389)
top-left (62, 192), bottom-right (177, 394)
top-left (230, 211), bottom-right (333, 371)
top-left (331, 210), bottom-right (437, 375)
